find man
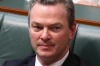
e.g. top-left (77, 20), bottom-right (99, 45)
top-left (3, 0), bottom-right (91, 66)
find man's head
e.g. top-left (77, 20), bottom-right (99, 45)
top-left (29, 0), bottom-right (75, 28)
top-left (29, 0), bottom-right (76, 65)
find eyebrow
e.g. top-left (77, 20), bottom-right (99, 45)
top-left (32, 21), bottom-right (62, 26)
top-left (49, 23), bottom-right (62, 27)
top-left (31, 21), bottom-right (42, 25)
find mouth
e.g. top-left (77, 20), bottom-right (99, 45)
top-left (38, 44), bottom-right (54, 49)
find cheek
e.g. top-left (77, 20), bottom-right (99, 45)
top-left (29, 29), bottom-right (40, 42)
top-left (52, 32), bottom-right (69, 53)
top-left (52, 31), bottom-right (69, 45)
top-left (29, 31), bottom-right (35, 42)
top-left (29, 31), bottom-right (35, 47)
top-left (29, 30), bottom-right (39, 46)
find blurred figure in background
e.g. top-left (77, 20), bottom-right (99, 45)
top-left (73, 0), bottom-right (100, 6)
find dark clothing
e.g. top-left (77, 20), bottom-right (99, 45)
top-left (2, 52), bottom-right (91, 66)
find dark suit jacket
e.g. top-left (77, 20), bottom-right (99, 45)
top-left (2, 52), bottom-right (91, 66)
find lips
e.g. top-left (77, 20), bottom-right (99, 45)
top-left (39, 44), bottom-right (54, 47)
top-left (38, 44), bottom-right (54, 49)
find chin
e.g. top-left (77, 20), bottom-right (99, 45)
top-left (37, 51), bottom-right (55, 58)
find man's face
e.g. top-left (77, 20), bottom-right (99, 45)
top-left (29, 3), bottom-right (75, 60)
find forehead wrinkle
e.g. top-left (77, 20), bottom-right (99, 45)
top-left (31, 3), bottom-right (67, 18)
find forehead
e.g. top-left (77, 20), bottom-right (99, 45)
top-left (30, 3), bottom-right (67, 17)
top-left (29, 3), bottom-right (68, 26)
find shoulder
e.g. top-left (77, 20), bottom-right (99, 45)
top-left (79, 59), bottom-right (92, 66)
top-left (62, 52), bottom-right (92, 66)
top-left (71, 53), bottom-right (92, 66)
top-left (2, 54), bottom-right (36, 66)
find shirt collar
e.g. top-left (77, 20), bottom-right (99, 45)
top-left (35, 50), bottom-right (69, 66)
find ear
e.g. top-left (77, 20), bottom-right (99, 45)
top-left (69, 22), bottom-right (76, 40)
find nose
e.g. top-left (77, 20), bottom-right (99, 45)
top-left (40, 28), bottom-right (51, 42)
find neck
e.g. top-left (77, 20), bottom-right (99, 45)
top-left (37, 47), bottom-right (69, 65)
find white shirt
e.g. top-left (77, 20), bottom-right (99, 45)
top-left (35, 50), bottom-right (69, 66)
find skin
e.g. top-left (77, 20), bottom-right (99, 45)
top-left (29, 3), bottom-right (76, 65)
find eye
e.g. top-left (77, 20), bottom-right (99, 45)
top-left (50, 26), bottom-right (62, 32)
top-left (32, 25), bottom-right (43, 32)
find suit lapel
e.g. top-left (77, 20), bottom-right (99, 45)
top-left (62, 52), bottom-right (80, 66)
top-left (27, 55), bottom-right (36, 66)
